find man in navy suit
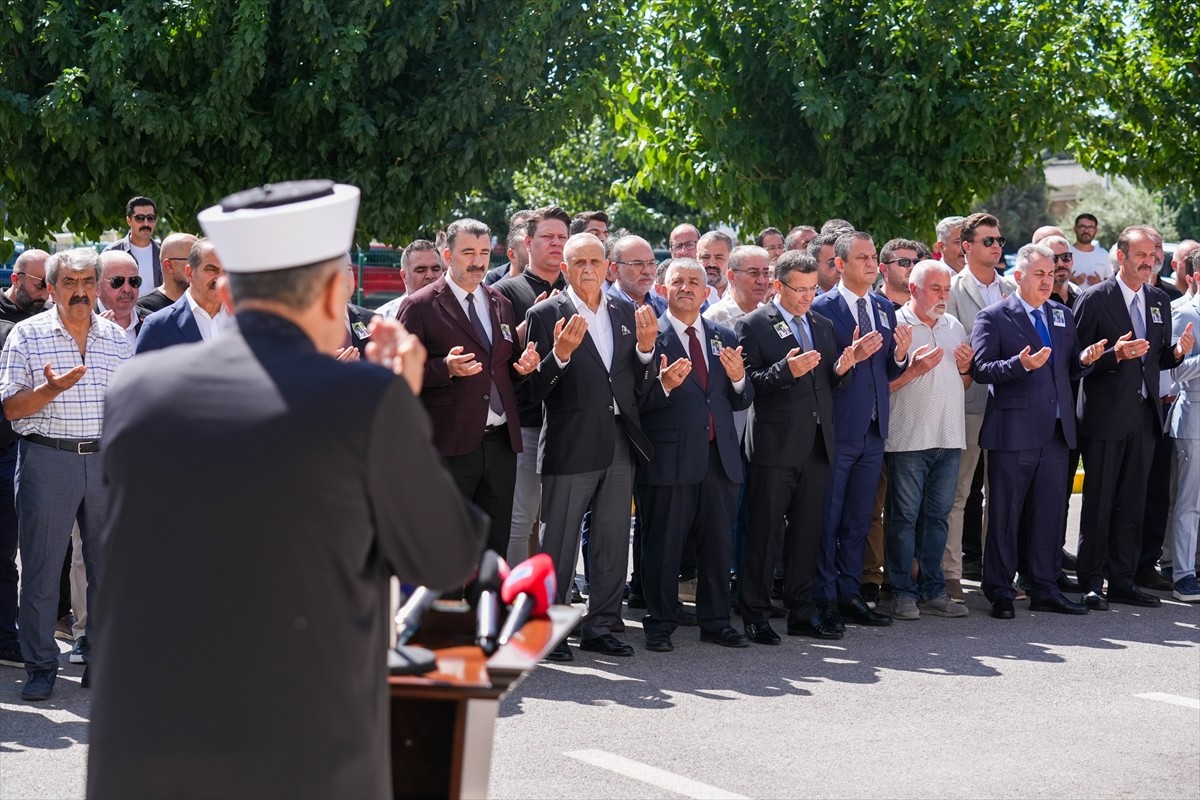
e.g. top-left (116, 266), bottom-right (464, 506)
top-left (1073, 226), bottom-right (1192, 608)
top-left (399, 219), bottom-right (541, 556)
top-left (524, 233), bottom-right (659, 661)
top-left (736, 250), bottom-right (857, 644)
top-left (971, 244), bottom-right (1107, 619)
top-left (136, 238), bottom-right (231, 353)
top-left (810, 231), bottom-right (912, 630)
top-left (637, 259), bottom-right (753, 652)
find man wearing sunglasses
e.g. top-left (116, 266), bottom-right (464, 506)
top-left (97, 252), bottom-right (151, 347)
top-left (1, 249), bottom-right (51, 324)
top-left (103, 196), bottom-right (161, 297)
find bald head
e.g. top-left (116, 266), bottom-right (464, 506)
top-left (1032, 225), bottom-right (1067, 245)
top-left (160, 232), bottom-right (198, 295)
top-left (8, 248), bottom-right (51, 312)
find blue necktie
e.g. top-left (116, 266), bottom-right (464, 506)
top-left (856, 297), bottom-right (877, 420)
top-left (1031, 308), bottom-right (1053, 365)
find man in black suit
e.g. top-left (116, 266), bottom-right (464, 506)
top-left (736, 250), bottom-right (853, 644)
top-left (637, 259), bottom-right (754, 652)
top-left (88, 180), bottom-right (484, 798)
top-left (1074, 225), bottom-right (1192, 609)
top-left (399, 218), bottom-right (541, 556)
top-left (524, 233), bottom-right (658, 661)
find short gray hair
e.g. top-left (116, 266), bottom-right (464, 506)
top-left (935, 216), bottom-right (965, 245)
top-left (834, 231), bottom-right (873, 261)
top-left (47, 248), bottom-right (102, 286)
top-left (664, 258), bottom-right (706, 283)
top-left (775, 250), bottom-right (817, 285)
top-left (1041, 235), bottom-right (1070, 252)
top-left (728, 245), bottom-right (768, 273)
top-left (226, 256), bottom-right (342, 310)
top-left (1013, 243), bottom-right (1054, 276)
top-left (909, 259), bottom-right (952, 288)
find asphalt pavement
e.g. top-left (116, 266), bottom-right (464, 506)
top-left (2, 494), bottom-right (1197, 799)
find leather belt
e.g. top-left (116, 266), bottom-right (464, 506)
top-left (24, 433), bottom-right (101, 455)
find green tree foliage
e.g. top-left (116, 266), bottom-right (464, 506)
top-left (613, 0), bottom-right (1095, 240)
top-left (1055, 181), bottom-right (1180, 244)
top-left (0, 0), bottom-right (617, 256)
top-left (974, 169), bottom-right (1049, 249)
top-left (1073, 0), bottom-right (1199, 197)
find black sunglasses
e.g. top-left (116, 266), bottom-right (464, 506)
top-left (106, 275), bottom-right (144, 289)
top-left (132, 213), bottom-right (157, 222)
top-left (980, 236), bottom-right (1006, 248)
top-left (882, 258), bottom-right (916, 268)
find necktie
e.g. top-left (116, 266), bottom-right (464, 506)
top-left (1130, 295), bottom-right (1148, 396)
top-left (791, 314), bottom-right (813, 352)
top-left (685, 326), bottom-right (715, 441)
top-left (856, 297), bottom-right (872, 334)
top-left (1031, 308), bottom-right (1053, 365)
top-left (466, 293), bottom-right (504, 417)
top-left (856, 297), bottom-right (877, 420)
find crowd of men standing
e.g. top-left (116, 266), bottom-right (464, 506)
top-left (0, 197), bottom-right (1197, 695)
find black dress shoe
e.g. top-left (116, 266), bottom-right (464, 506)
top-left (768, 604), bottom-right (787, 619)
top-left (545, 641), bottom-right (574, 662)
top-left (645, 633), bottom-right (673, 652)
top-left (991, 598), bottom-right (1016, 619)
top-left (675, 608), bottom-right (699, 627)
top-left (570, 587), bottom-right (586, 604)
top-left (1056, 573), bottom-right (1080, 593)
top-left (1134, 569), bottom-right (1174, 592)
top-left (744, 621), bottom-right (781, 645)
top-left (820, 604), bottom-right (846, 633)
top-left (1082, 590), bottom-right (1110, 611)
top-left (860, 583), bottom-right (881, 607)
top-left (1029, 595), bottom-right (1089, 615)
top-left (839, 596), bottom-right (893, 626)
top-left (787, 616), bottom-right (844, 640)
top-left (627, 593), bottom-right (647, 609)
top-left (700, 626), bottom-right (751, 648)
top-left (580, 633), bottom-right (634, 657)
top-left (1109, 585), bottom-right (1162, 607)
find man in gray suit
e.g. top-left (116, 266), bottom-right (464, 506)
top-left (1167, 249), bottom-right (1200, 602)
top-left (944, 212), bottom-right (1016, 600)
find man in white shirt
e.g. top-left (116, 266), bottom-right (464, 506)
top-left (103, 196), bottom-right (161, 297)
top-left (1070, 213), bottom-right (1111, 286)
top-left (136, 238), bottom-right (232, 352)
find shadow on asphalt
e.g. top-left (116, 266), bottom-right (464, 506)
top-left (500, 586), bottom-right (1199, 717)
top-left (0, 664), bottom-right (91, 751)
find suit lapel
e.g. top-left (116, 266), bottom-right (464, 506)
top-left (435, 284), bottom-right (486, 351)
top-left (1007, 296), bottom-right (1043, 352)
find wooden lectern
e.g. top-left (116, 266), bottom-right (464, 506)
top-left (388, 603), bottom-right (579, 799)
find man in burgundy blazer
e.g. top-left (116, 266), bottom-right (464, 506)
top-left (399, 219), bottom-right (540, 554)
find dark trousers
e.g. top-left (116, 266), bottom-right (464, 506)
top-left (443, 428), bottom-right (517, 556)
top-left (1078, 400), bottom-right (1157, 594)
top-left (817, 419), bottom-right (885, 603)
top-left (963, 455), bottom-right (986, 565)
top-left (984, 425), bottom-right (1069, 603)
top-left (639, 443), bottom-right (738, 637)
top-left (739, 430), bottom-right (829, 625)
top-left (0, 445), bottom-right (18, 649)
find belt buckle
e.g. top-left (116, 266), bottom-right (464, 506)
top-left (76, 440), bottom-right (98, 455)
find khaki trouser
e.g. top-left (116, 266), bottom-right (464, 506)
top-left (944, 412), bottom-right (986, 580)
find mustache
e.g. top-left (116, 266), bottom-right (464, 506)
top-left (68, 295), bottom-right (90, 306)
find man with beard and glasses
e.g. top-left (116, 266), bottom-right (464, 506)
top-left (136, 238), bottom-right (232, 353)
top-left (1, 248), bottom-right (133, 701)
top-left (1070, 213), bottom-right (1110, 287)
top-left (136, 232), bottom-right (195, 314)
top-left (104, 195), bottom-right (162, 296)
top-left (2, 249), bottom-right (51, 323)
top-left (401, 218), bottom-right (542, 557)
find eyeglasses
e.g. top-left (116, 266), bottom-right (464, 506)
top-left (882, 258), bottom-right (916, 269)
top-left (106, 275), bottom-right (144, 289)
top-left (1052, 252), bottom-right (1074, 264)
top-left (131, 214), bottom-right (158, 222)
top-left (616, 260), bottom-right (657, 270)
top-left (778, 282), bottom-right (818, 295)
top-left (669, 240), bottom-right (698, 253)
top-left (733, 269), bottom-right (770, 279)
top-left (979, 236), bottom-right (1006, 248)
top-left (13, 272), bottom-right (47, 290)
top-left (162, 255), bottom-right (186, 263)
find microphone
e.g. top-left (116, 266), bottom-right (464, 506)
top-left (394, 586), bottom-right (440, 646)
top-left (468, 550), bottom-right (505, 655)
top-left (496, 553), bottom-right (557, 647)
